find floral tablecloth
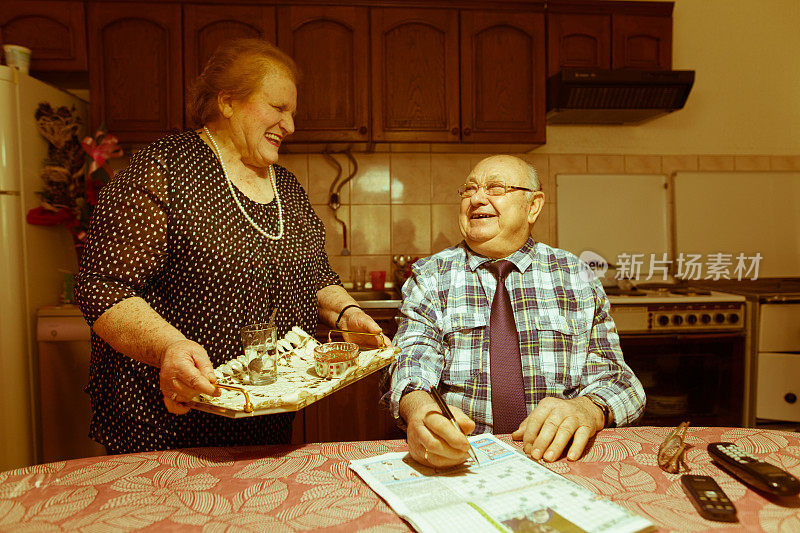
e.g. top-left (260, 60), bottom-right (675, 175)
top-left (1, 426), bottom-right (798, 531)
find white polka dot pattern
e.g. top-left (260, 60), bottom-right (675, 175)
top-left (75, 130), bottom-right (340, 453)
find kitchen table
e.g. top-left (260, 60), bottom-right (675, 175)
top-left (1, 426), bottom-right (798, 531)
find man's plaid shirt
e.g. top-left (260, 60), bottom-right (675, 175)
top-left (383, 238), bottom-right (645, 434)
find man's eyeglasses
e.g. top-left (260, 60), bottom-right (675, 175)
top-left (457, 181), bottom-right (533, 198)
top-left (657, 421), bottom-right (691, 473)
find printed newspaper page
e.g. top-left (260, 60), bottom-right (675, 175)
top-left (350, 434), bottom-right (655, 533)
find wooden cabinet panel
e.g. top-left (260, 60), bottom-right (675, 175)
top-left (370, 8), bottom-right (460, 142)
top-left (88, 2), bottom-right (183, 143)
top-left (183, 4), bottom-right (277, 128)
top-left (460, 11), bottom-right (545, 144)
top-left (302, 371), bottom-right (406, 443)
top-left (547, 13), bottom-right (610, 76)
top-left (307, 307), bottom-right (403, 443)
top-left (278, 6), bottom-right (370, 143)
top-left (612, 14), bottom-right (672, 70)
top-left (0, 1), bottom-right (87, 71)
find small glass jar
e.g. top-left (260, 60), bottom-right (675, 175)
top-left (314, 342), bottom-right (359, 378)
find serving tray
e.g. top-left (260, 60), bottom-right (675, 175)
top-left (190, 342), bottom-right (399, 418)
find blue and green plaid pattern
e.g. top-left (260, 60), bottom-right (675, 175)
top-left (384, 238), bottom-right (645, 434)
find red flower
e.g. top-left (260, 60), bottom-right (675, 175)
top-left (26, 206), bottom-right (77, 227)
top-left (86, 178), bottom-right (103, 205)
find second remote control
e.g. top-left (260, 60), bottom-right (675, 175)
top-left (681, 475), bottom-right (738, 522)
top-left (708, 442), bottom-right (800, 496)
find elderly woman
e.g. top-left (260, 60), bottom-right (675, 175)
top-left (75, 38), bottom-right (380, 454)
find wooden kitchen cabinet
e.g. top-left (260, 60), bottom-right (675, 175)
top-left (302, 371), bottom-right (406, 443)
top-left (547, 1), bottom-right (672, 75)
top-left (370, 8), bottom-right (461, 143)
top-left (304, 306), bottom-right (403, 443)
top-left (183, 4), bottom-right (276, 128)
top-left (460, 10), bottom-right (546, 144)
top-left (371, 7), bottom-right (546, 144)
top-left (611, 14), bottom-right (671, 70)
top-left (547, 13), bottom-right (611, 76)
top-left (278, 6), bottom-right (370, 143)
top-left (0, 1), bottom-right (87, 71)
top-left (87, 2), bottom-right (183, 143)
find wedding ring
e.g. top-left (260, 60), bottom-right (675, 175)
top-left (424, 449), bottom-right (429, 461)
top-left (170, 392), bottom-right (178, 401)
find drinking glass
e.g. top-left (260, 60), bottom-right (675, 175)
top-left (370, 270), bottom-right (386, 291)
top-left (240, 323), bottom-right (278, 385)
top-left (352, 265), bottom-right (366, 290)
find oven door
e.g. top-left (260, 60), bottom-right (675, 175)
top-left (620, 332), bottom-right (746, 427)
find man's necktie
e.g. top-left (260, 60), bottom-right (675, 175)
top-left (485, 260), bottom-right (527, 434)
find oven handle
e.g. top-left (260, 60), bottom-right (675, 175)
top-left (620, 332), bottom-right (746, 342)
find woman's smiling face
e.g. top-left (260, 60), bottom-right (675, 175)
top-left (225, 69), bottom-right (296, 167)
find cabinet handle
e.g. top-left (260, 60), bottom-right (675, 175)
top-left (463, 127), bottom-right (472, 136)
top-left (450, 127), bottom-right (459, 136)
top-left (785, 393), bottom-right (797, 404)
top-left (359, 126), bottom-right (368, 135)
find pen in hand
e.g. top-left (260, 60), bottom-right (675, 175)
top-left (430, 387), bottom-right (480, 465)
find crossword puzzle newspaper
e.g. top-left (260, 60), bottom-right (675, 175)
top-left (350, 434), bottom-right (654, 533)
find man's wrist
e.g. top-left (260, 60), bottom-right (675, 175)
top-left (398, 386), bottom-right (429, 429)
top-left (583, 394), bottom-right (612, 428)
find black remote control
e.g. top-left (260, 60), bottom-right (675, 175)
top-left (680, 475), bottom-right (738, 522)
top-left (708, 442), bottom-right (800, 496)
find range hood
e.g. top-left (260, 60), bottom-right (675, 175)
top-left (547, 69), bottom-right (695, 124)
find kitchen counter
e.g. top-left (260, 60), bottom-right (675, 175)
top-left (347, 287), bottom-right (402, 309)
top-left (355, 298), bottom-right (401, 309)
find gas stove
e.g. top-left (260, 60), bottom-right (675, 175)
top-left (691, 278), bottom-right (800, 303)
top-left (605, 284), bottom-right (746, 334)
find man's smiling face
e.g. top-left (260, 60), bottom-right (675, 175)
top-left (458, 155), bottom-right (545, 259)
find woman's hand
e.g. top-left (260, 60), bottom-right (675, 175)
top-left (340, 308), bottom-right (391, 347)
top-left (159, 339), bottom-right (220, 414)
top-left (402, 391), bottom-right (476, 468)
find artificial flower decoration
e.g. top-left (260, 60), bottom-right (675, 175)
top-left (26, 103), bottom-right (123, 254)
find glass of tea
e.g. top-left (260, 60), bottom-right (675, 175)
top-left (240, 323), bottom-right (278, 385)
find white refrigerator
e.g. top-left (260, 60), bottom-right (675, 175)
top-left (0, 66), bottom-right (87, 470)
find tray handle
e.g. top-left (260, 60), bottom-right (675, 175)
top-left (215, 383), bottom-right (254, 413)
top-left (326, 329), bottom-right (387, 348)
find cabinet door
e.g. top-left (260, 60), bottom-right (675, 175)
top-left (183, 4), bottom-right (276, 128)
top-left (547, 13), bottom-right (611, 76)
top-left (460, 11), bottom-right (546, 144)
top-left (371, 8), bottom-right (460, 143)
top-left (612, 14), bottom-right (672, 70)
top-left (302, 371), bottom-right (406, 443)
top-left (307, 308), bottom-right (402, 443)
top-left (278, 6), bottom-right (369, 143)
top-left (0, 1), bottom-right (87, 71)
top-left (88, 3), bottom-right (183, 143)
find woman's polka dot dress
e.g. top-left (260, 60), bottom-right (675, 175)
top-left (75, 130), bottom-right (340, 453)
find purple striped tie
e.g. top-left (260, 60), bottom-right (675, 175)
top-left (485, 260), bottom-right (527, 434)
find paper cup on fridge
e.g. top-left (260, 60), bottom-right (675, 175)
top-left (3, 45), bottom-right (31, 74)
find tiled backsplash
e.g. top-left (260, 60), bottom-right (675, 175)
top-left (277, 151), bottom-right (800, 284)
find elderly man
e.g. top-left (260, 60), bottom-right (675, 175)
top-left (383, 155), bottom-right (645, 467)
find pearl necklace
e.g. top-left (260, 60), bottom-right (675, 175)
top-left (203, 126), bottom-right (284, 241)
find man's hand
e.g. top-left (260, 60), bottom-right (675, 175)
top-left (511, 396), bottom-right (604, 462)
top-left (159, 339), bottom-right (219, 414)
top-left (401, 391), bottom-right (476, 468)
